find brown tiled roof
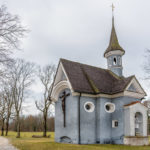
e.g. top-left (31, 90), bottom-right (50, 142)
top-left (124, 101), bottom-right (147, 108)
top-left (124, 101), bottom-right (141, 107)
top-left (61, 58), bottom-right (133, 95)
top-left (104, 17), bottom-right (125, 57)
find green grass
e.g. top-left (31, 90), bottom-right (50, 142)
top-left (1, 131), bottom-right (150, 150)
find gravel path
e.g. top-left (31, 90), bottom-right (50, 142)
top-left (0, 137), bottom-right (18, 150)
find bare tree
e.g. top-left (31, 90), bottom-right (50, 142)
top-left (0, 91), bottom-right (7, 136)
top-left (0, 5), bottom-right (28, 63)
top-left (9, 59), bottom-right (35, 138)
top-left (3, 82), bottom-right (14, 136)
top-left (143, 49), bottom-right (150, 80)
top-left (35, 64), bottom-right (55, 137)
top-left (0, 5), bottom-right (28, 81)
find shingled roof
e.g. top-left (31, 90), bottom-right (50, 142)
top-left (61, 59), bottom-right (133, 95)
top-left (124, 101), bottom-right (147, 108)
top-left (104, 17), bottom-right (125, 57)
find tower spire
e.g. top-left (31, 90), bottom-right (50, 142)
top-left (104, 4), bottom-right (125, 58)
top-left (111, 3), bottom-right (115, 28)
top-left (111, 3), bottom-right (115, 16)
top-left (104, 4), bottom-right (125, 77)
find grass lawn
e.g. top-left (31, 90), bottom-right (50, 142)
top-left (1, 131), bottom-right (150, 150)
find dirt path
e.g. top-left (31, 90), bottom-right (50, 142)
top-left (0, 137), bottom-right (18, 150)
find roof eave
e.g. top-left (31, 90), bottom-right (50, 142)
top-left (104, 49), bottom-right (125, 58)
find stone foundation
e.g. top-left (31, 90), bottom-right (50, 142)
top-left (124, 136), bottom-right (149, 146)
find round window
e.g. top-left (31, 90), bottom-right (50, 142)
top-left (84, 102), bottom-right (95, 113)
top-left (106, 105), bottom-right (110, 111)
top-left (104, 102), bottom-right (115, 113)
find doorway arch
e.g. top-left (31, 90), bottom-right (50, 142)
top-left (135, 112), bottom-right (143, 136)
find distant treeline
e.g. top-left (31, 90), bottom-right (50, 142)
top-left (9, 115), bottom-right (54, 132)
top-left (4, 114), bottom-right (150, 134)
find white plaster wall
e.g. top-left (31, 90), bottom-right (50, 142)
top-left (124, 107), bottom-right (131, 136)
top-left (124, 103), bottom-right (148, 137)
top-left (124, 137), bottom-right (149, 146)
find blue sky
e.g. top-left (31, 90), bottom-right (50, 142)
top-left (1, 0), bottom-right (150, 115)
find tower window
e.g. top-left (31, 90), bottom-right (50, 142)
top-left (113, 57), bottom-right (117, 65)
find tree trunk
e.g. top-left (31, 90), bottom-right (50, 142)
top-left (43, 113), bottom-right (47, 137)
top-left (1, 118), bottom-right (5, 136)
top-left (16, 113), bottom-right (20, 138)
top-left (5, 116), bottom-right (10, 136)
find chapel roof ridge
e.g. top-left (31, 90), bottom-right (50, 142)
top-left (60, 58), bottom-right (134, 80)
top-left (60, 58), bottom-right (108, 71)
top-left (58, 58), bottom-right (141, 95)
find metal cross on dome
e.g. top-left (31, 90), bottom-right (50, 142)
top-left (59, 91), bottom-right (70, 127)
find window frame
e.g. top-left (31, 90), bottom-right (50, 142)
top-left (84, 102), bottom-right (95, 113)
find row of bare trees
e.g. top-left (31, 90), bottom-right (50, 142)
top-left (0, 59), bottom-right (35, 137)
top-left (0, 4), bottom-right (30, 138)
top-left (0, 82), bottom-right (14, 136)
top-left (0, 4), bottom-right (56, 138)
top-left (0, 61), bottom-right (56, 138)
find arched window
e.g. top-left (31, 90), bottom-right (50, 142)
top-left (113, 57), bottom-right (117, 65)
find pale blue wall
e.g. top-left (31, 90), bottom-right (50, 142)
top-left (96, 98), bottom-right (100, 143)
top-left (111, 96), bottom-right (139, 144)
top-left (80, 97), bottom-right (96, 144)
top-left (98, 97), bottom-right (112, 144)
top-left (111, 67), bottom-right (123, 77)
top-left (55, 89), bottom-right (79, 144)
top-left (107, 55), bottom-right (123, 77)
top-left (55, 89), bottom-right (140, 144)
top-left (96, 96), bottom-right (139, 144)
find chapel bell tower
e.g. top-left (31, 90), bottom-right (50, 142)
top-left (104, 4), bottom-right (125, 77)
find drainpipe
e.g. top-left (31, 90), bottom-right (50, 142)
top-left (95, 97), bottom-right (98, 143)
top-left (78, 93), bottom-right (81, 144)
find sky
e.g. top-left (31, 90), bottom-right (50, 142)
top-left (0, 0), bottom-right (150, 115)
